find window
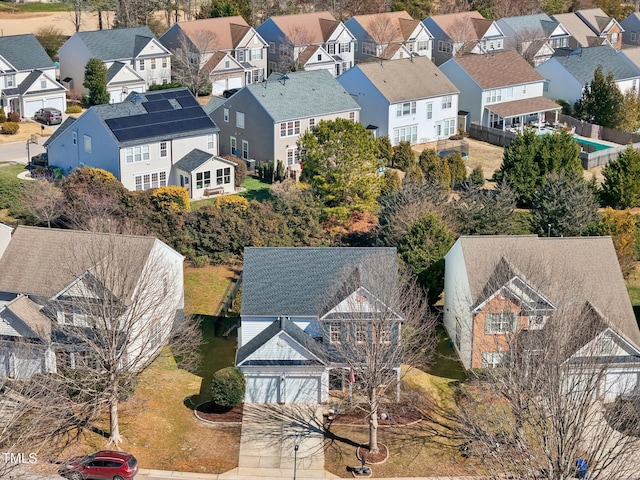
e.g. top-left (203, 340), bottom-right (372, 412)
top-left (362, 42), bottom-right (377, 55)
top-left (124, 145), bottom-right (150, 163)
top-left (207, 134), bottom-right (215, 150)
top-left (417, 40), bottom-right (429, 51)
top-left (377, 327), bottom-right (391, 344)
top-left (162, 57), bottom-right (168, 68)
top-left (162, 78), bottom-right (169, 84)
top-left (339, 42), bottom-right (350, 53)
top-left (442, 95), bottom-right (452, 109)
top-left (632, 32), bottom-right (637, 42)
top-left (496, 39), bottom-right (503, 49)
top-left (216, 167), bottom-right (231, 185)
top-left (308, 118), bottom-right (315, 130)
top-left (237, 49), bottom-right (246, 62)
top-left (83, 135), bottom-right (92, 153)
top-left (230, 136), bottom-right (237, 155)
top-left (280, 120), bottom-right (301, 137)
top-left (236, 112), bottom-right (245, 129)
top-left (242, 140), bottom-right (249, 160)
top-left (506, 87), bottom-right (513, 98)
top-left (250, 48), bottom-right (262, 60)
top-left (443, 118), bottom-right (456, 136)
top-left (327, 43), bottom-right (335, 54)
top-left (438, 40), bottom-right (452, 53)
top-left (195, 171), bottom-right (211, 189)
top-left (485, 89), bottom-right (502, 103)
top-left (224, 60), bottom-right (230, 69)
top-left (317, 53), bottom-right (322, 61)
top-left (286, 147), bottom-right (299, 166)
top-left (396, 101), bottom-right (416, 117)
top-left (349, 111), bottom-right (356, 122)
top-left (40, 79), bottom-right (47, 89)
top-left (355, 324), bottom-right (366, 344)
top-left (611, 32), bottom-right (619, 44)
top-left (426, 102), bottom-right (433, 119)
top-left (223, 108), bottom-right (229, 122)
top-left (4, 74), bottom-right (15, 88)
top-left (269, 41), bottom-right (275, 53)
top-left (134, 171), bottom-right (167, 190)
top-left (482, 352), bottom-right (505, 368)
top-left (160, 141), bottom-right (167, 158)
top-left (485, 312), bottom-right (517, 334)
top-left (72, 131), bottom-right (77, 145)
top-left (393, 125), bottom-right (417, 144)
top-left (138, 59), bottom-right (145, 70)
top-left (329, 323), bottom-right (341, 344)
top-left (151, 58), bottom-right (156, 69)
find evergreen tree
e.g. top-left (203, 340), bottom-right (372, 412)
top-left (456, 182), bottom-right (517, 235)
top-left (574, 65), bottom-right (624, 128)
top-left (536, 130), bottom-right (581, 179)
top-left (494, 129), bottom-right (540, 205)
top-left (83, 58), bottom-right (110, 105)
top-left (418, 148), bottom-right (450, 191)
top-left (391, 141), bottom-right (415, 170)
top-left (601, 145), bottom-right (640, 208)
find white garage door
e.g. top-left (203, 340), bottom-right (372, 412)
top-left (604, 372), bottom-right (639, 401)
top-left (245, 376), bottom-right (280, 403)
top-left (24, 99), bottom-right (44, 118)
top-left (44, 97), bottom-right (65, 112)
top-left (212, 76), bottom-right (243, 96)
top-left (285, 376), bottom-right (320, 404)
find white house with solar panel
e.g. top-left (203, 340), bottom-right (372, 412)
top-left (59, 26), bottom-right (171, 102)
top-left (44, 88), bottom-right (233, 200)
top-left (237, 247), bottom-right (401, 404)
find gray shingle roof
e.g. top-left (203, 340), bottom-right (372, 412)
top-left (351, 57), bottom-right (458, 103)
top-left (236, 316), bottom-right (330, 365)
top-left (173, 149), bottom-right (235, 172)
top-left (551, 45), bottom-right (640, 83)
top-left (44, 116), bottom-right (77, 147)
top-left (241, 247), bottom-right (398, 316)
top-left (12, 70), bottom-right (65, 96)
top-left (454, 235), bottom-right (640, 349)
top-left (499, 13), bottom-right (555, 36)
top-left (241, 70), bottom-right (360, 122)
top-left (0, 34), bottom-right (53, 71)
top-left (73, 26), bottom-right (156, 61)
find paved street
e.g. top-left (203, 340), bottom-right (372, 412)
top-left (0, 138), bottom-right (44, 164)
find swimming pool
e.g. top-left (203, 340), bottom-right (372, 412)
top-left (575, 137), bottom-right (613, 152)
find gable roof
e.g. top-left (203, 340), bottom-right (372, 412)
top-left (165, 16), bottom-right (253, 51)
top-left (452, 235), bottom-right (640, 349)
top-left (499, 13), bottom-right (556, 38)
top-left (72, 26), bottom-right (157, 61)
top-left (213, 69), bottom-right (359, 123)
top-left (242, 247), bottom-right (398, 317)
top-left (452, 49), bottom-right (543, 88)
top-left (552, 12), bottom-right (606, 47)
top-left (174, 149), bottom-right (235, 172)
top-left (4, 70), bottom-right (65, 96)
top-left (428, 10), bottom-right (492, 41)
top-left (44, 116), bottom-right (76, 147)
top-left (88, 88), bottom-right (218, 146)
top-left (1, 294), bottom-right (52, 341)
top-left (263, 11), bottom-right (340, 43)
top-left (576, 8), bottom-right (618, 35)
top-left (0, 34), bottom-right (54, 71)
top-left (350, 11), bottom-right (426, 42)
top-left (351, 56), bottom-right (458, 103)
top-left (0, 226), bottom-right (158, 303)
top-left (550, 45), bottom-right (640, 84)
top-left (236, 316), bottom-right (330, 365)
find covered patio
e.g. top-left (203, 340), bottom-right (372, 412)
top-left (485, 97), bottom-right (561, 133)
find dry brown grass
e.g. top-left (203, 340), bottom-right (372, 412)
top-left (0, 121), bottom-right (54, 144)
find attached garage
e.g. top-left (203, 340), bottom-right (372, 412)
top-left (284, 376), bottom-right (321, 404)
top-left (44, 97), bottom-right (65, 112)
top-left (603, 371), bottom-right (639, 401)
top-left (24, 99), bottom-right (44, 118)
top-left (212, 76), bottom-right (243, 96)
top-left (245, 375), bottom-right (280, 403)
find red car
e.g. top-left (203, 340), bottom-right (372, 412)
top-left (59, 450), bottom-right (138, 480)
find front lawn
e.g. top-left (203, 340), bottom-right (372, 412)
top-left (0, 163), bottom-right (27, 223)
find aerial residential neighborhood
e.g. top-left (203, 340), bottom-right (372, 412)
top-left (1, 1), bottom-right (640, 480)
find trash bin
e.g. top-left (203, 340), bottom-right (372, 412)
top-left (576, 458), bottom-right (588, 479)
top-left (245, 158), bottom-right (256, 172)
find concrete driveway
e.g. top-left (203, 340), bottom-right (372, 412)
top-left (220, 404), bottom-right (337, 479)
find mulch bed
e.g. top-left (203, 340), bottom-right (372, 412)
top-left (326, 403), bottom-right (424, 426)
top-left (195, 402), bottom-right (243, 423)
top-left (357, 443), bottom-right (389, 464)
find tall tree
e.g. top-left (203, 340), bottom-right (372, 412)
top-left (596, 207), bottom-right (639, 278)
top-left (493, 129), bottom-right (540, 205)
top-left (83, 58), bottom-right (110, 105)
top-left (574, 65), bottom-right (624, 128)
top-left (455, 181), bottom-right (517, 235)
top-left (618, 87), bottom-right (640, 132)
top-left (299, 118), bottom-right (381, 216)
top-left (531, 173), bottom-right (599, 237)
top-left (35, 26), bottom-right (66, 61)
top-left (601, 145), bottom-right (640, 208)
top-left (171, 31), bottom-right (218, 96)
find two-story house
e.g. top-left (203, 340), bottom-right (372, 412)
top-left (536, 45), bottom-right (640, 105)
top-left (621, 12), bottom-right (640, 46)
top-left (237, 246), bottom-right (400, 404)
top-left (59, 26), bottom-right (172, 102)
top-left (256, 11), bottom-right (356, 76)
top-left (159, 16), bottom-right (268, 95)
top-left (44, 88), bottom-right (231, 200)
top-left (338, 56), bottom-right (459, 145)
top-left (552, 9), bottom-right (623, 51)
top-left (443, 235), bottom-right (640, 401)
top-left (496, 13), bottom-right (571, 66)
top-left (0, 225), bottom-right (184, 379)
top-left (424, 11), bottom-right (506, 66)
top-left (206, 69), bottom-right (360, 176)
top-left (344, 11), bottom-right (433, 62)
top-left (0, 34), bottom-right (66, 118)
top-left (440, 50), bottom-right (560, 131)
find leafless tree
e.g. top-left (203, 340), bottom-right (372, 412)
top-left (430, 251), bottom-right (640, 480)
top-left (506, 26), bottom-right (546, 65)
top-left (64, 0), bottom-right (85, 32)
top-left (21, 180), bottom-right (64, 228)
top-left (171, 30), bottom-right (218, 96)
top-left (365, 14), bottom-right (401, 60)
top-left (490, 0), bottom-right (540, 19)
top-left (447, 17), bottom-right (480, 56)
top-left (277, 26), bottom-right (313, 72)
top-left (318, 258), bottom-right (437, 455)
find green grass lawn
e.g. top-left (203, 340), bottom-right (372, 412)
top-left (237, 176), bottom-right (273, 202)
top-left (0, 163), bottom-right (27, 224)
top-left (0, 2), bottom-right (71, 12)
top-left (427, 326), bottom-right (467, 381)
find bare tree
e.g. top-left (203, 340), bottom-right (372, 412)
top-left (447, 17), bottom-right (480, 56)
top-left (21, 180), bottom-right (64, 228)
top-left (171, 30), bottom-right (218, 96)
top-left (319, 258), bottom-right (437, 455)
top-left (365, 14), bottom-right (401, 60)
top-left (277, 26), bottom-right (313, 72)
top-left (433, 246), bottom-right (640, 480)
top-left (505, 26), bottom-right (546, 65)
top-left (64, 0), bottom-right (85, 32)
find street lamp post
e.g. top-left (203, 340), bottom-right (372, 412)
top-left (293, 444), bottom-right (299, 480)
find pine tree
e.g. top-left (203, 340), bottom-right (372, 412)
top-left (83, 58), bottom-right (110, 105)
top-left (574, 65), bottom-right (624, 128)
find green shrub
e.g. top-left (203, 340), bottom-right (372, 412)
top-left (210, 367), bottom-right (245, 408)
top-left (1, 122), bottom-right (19, 134)
top-left (222, 155), bottom-right (246, 188)
top-left (192, 255), bottom-right (210, 268)
top-left (468, 165), bottom-right (485, 186)
top-left (7, 112), bottom-right (20, 123)
top-left (66, 104), bottom-right (82, 114)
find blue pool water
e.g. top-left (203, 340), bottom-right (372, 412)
top-left (575, 137), bottom-right (613, 152)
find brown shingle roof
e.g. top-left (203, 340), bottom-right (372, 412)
top-left (455, 236), bottom-right (640, 349)
top-left (269, 11), bottom-right (339, 43)
top-left (350, 11), bottom-right (418, 42)
top-left (485, 96), bottom-right (561, 117)
top-left (354, 56), bottom-right (458, 103)
top-left (552, 12), bottom-right (602, 47)
top-left (453, 50), bottom-right (543, 89)
top-left (429, 10), bottom-right (486, 41)
top-left (0, 226), bottom-right (156, 304)
top-left (5, 294), bottom-right (51, 341)
top-left (176, 16), bottom-right (250, 51)
top-left (398, 17), bottom-right (420, 40)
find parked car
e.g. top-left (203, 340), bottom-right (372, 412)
top-left (33, 107), bottom-right (62, 125)
top-left (58, 450), bottom-right (138, 480)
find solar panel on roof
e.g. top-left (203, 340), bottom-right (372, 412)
top-left (143, 99), bottom-right (172, 113)
top-left (176, 95), bottom-right (199, 108)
